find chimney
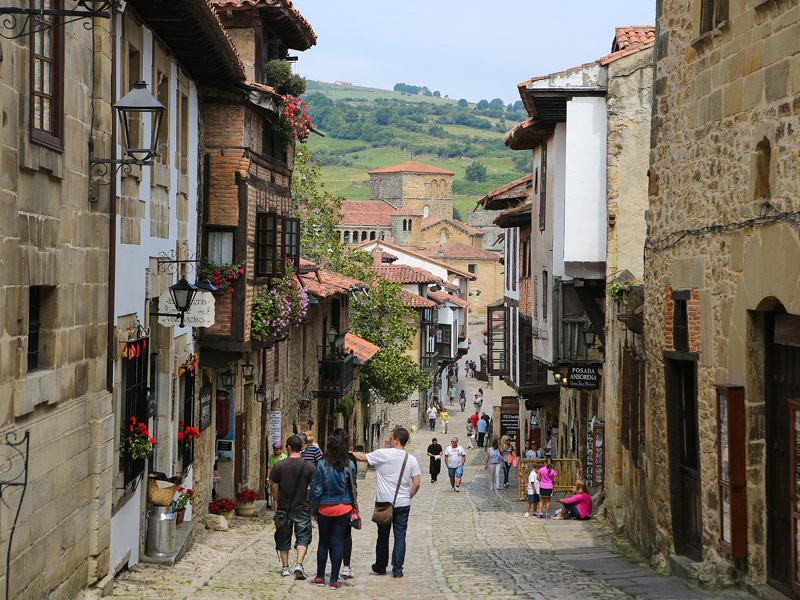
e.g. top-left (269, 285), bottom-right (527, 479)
top-left (372, 249), bottom-right (382, 266)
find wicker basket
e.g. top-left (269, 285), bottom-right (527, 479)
top-left (148, 478), bottom-right (179, 506)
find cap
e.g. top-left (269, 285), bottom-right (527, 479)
top-left (272, 441), bottom-right (282, 449)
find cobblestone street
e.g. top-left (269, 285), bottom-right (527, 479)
top-left (111, 364), bottom-right (754, 600)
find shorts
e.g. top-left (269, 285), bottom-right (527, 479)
top-left (527, 493), bottom-right (540, 503)
top-left (540, 488), bottom-right (553, 497)
top-left (447, 464), bottom-right (464, 479)
top-left (273, 507), bottom-right (312, 551)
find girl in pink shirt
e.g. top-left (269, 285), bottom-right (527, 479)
top-left (537, 458), bottom-right (557, 518)
top-left (556, 480), bottom-right (592, 520)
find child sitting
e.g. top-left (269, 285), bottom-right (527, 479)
top-left (554, 479), bottom-right (592, 520)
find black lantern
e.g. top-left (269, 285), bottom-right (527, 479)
top-left (241, 362), bottom-right (255, 381)
top-left (169, 278), bottom-right (198, 327)
top-left (582, 326), bottom-right (597, 348)
top-left (254, 385), bottom-right (267, 403)
top-left (554, 372), bottom-right (562, 382)
top-left (327, 326), bottom-right (338, 345)
top-left (115, 81), bottom-right (166, 164)
top-left (561, 377), bottom-right (569, 388)
top-left (219, 370), bottom-right (235, 388)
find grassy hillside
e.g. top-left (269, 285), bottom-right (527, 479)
top-left (303, 80), bottom-right (531, 220)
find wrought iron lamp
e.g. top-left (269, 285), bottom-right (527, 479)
top-left (327, 326), bottom-right (338, 345)
top-left (582, 326), bottom-right (597, 348)
top-left (150, 278), bottom-right (198, 328)
top-left (0, 1), bottom-right (119, 41)
top-left (254, 385), bottom-right (267, 403)
top-left (241, 362), bottom-right (255, 382)
top-left (219, 369), bottom-right (235, 388)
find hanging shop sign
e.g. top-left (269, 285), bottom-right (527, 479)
top-left (567, 365), bottom-right (600, 390)
top-left (157, 291), bottom-right (215, 328)
top-left (199, 385), bottom-right (212, 431)
top-left (269, 411), bottom-right (282, 446)
top-left (500, 412), bottom-right (520, 438)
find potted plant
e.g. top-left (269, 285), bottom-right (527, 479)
top-left (174, 487), bottom-right (195, 525)
top-left (120, 416), bottom-right (156, 461)
top-left (198, 259), bottom-right (245, 295)
top-left (209, 497), bottom-right (237, 524)
top-left (236, 488), bottom-right (258, 516)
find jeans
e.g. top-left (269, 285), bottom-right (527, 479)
top-left (502, 462), bottom-right (511, 485)
top-left (487, 462), bottom-right (501, 489)
top-left (429, 418), bottom-right (436, 431)
top-left (343, 525), bottom-right (352, 565)
top-left (274, 507), bottom-right (312, 551)
top-left (316, 513), bottom-right (350, 582)
top-left (375, 505), bottom-right (410, 576)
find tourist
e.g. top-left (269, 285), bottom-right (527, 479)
top-left (454, 362), bottom-right (459, 381)
top-left (544, 433), bottom-right (553, 459)
top-left (427, 404), bottom-right (438, 432)
top-left (350, 427), bottom-right (421, 578)
top-left (307, 434), bottom-right (358, 589)
top-left (266, 440), bottom-right (287, 509)
top-left (530, 441), bottom-right (543, 459)
top-left (473, 394), bottom-right (482, 413)
top-left (499, 436), bottom-right (513, 489)
top-left (448, 384), bottom-right (457, 406)
top-left (269, 435), bottom-right (316, 579)
top-left (537, 458), bottom-right (557, 518)
top-left (427, 437), bottom-right (443, 483)
top-left (484, 438), bottom-right (502, 491)
top-left (300, 432), bottom-right (322, 466)
top-left (476, 412), bottom-right (487, 447)
top-left (554, 479), bottom-right (592, 520)
top-left (465, 421), bottom-right (475, 449)
top-left (524, 464), bottom-right (541, 518)
top-left (459, 390), bottom-right (467, 412)
top-left (444, 436), bottom-right (466, 492)
top-left (440, 407), bottom-right (450, 434)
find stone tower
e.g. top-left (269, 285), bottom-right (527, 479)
top-left (390, 213), bottom-right (422, 247)
top-left (368, 161), bottom-right (455, 219)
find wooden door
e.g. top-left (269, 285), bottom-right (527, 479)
top-left (665, 358), bottom-right (702, 561)
top-left (767, 322), bottom-right (800, 597)
top-left (789, 399), bottom-right (800, 597)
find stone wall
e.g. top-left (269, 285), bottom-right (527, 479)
top-left (370, 171), bottom-right (453, 218)
top-left (646, 0), bottom-right (800, 587)
top-left (468, 210), bottom-right (505, 253)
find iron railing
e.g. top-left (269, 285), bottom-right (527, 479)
top-left (318, 353), bottom-right (354, 397)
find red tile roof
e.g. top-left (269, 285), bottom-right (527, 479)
top-left (340, 200), bottom-right (399, 226)
top-left (373, 265), bottom-right (441, 284)
top-left (352, 240), bottom-right (477, 280)
top-left (211, 0), bottom-right (316, 50)
top-left (345, 333), bottom-right (380, 364)
top-left (399, 289), bottom-right (437, 309)
top-left (427, 290), bottom-right (469, 309)
top-left (612, 26), bottom-right (656, 51)
top-left (504, 119), bottom-right (557, 150)
top-left (299, 269), bottom-right (366, 298)
top-left (418, 241), bottom-right (501, 261)
top-left (420, 217), bottom-right (484, 236)
top-left (367, 161), bottom-right (455, 175)
top-left (477, 174), bottom-right (532, 210)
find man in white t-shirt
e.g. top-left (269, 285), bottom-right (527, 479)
top-left (443, 437), bottom-right (466, 492)
top-left (427, 404), bottom-right (437, 432)
top-left (351, 427), bottom-right (421, 578)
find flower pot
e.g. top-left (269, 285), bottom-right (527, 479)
top-left (175, 509), bottom-right (185, 526)
top-left (236, 501), bottom-right (255, 517)
top-left (222, 510), bottom-right (234, 524)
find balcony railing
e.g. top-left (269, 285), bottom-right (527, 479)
top-left (420, 351), bottom-right (439, 373)
top-left (421, 307), bottom-right (438, 325)
top-left (436, 342), bottom-right (454, 362)
top-left (318, 352), bottom-right (355, 397)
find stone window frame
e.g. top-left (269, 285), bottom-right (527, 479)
top-left (690, 0), bottom-right (729, 48)
top-left (26, 285), bottom-right (56, 373)
top-left (29, 0), bottom-right (65, 152)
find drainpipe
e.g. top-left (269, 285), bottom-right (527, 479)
top-left (106, 10), bottom-right (118, 391)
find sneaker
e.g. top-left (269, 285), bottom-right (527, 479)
top-left (455, 486), bottom-right (460, 492)
top-left (280, 566), bottom-right (291, 577)
top-left (545, 514), bottom-right (551, 519)
top-left (451, 486), bottom-right (455, 492)
top-left (392, 573), bottom-right (404, 578)
top-left (371, 564), bottom-right (387, 575)
top-left (538, 513), bottom-right (544, 519)
top-left (310, 577), bottom-right (325, 586)
top-left (293, 563), bottom-right (306, 580)
top-left (341, 566), bottom-right (354, 579)
top-left (524, 512), bottom-right (530, 518)
top-left (329, 581), bottom-right (341, 589)
top-left (489, 485), bottom-right (495, 491)
top-left (503, 483), bottom-right (510, 488)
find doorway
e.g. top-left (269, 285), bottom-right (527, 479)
top-left (665, 357), bottom-right (702, 561)
top-left (766, 312), bottom-right (800, 598)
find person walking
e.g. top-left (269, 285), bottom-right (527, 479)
top-left (350, 427), bottom-right (421, 578)
top-left (454, 363), bottom-right (459, 381)
top-left (476, 413), bottom-right (487, 447)
top-left (266, 441), bottom-right (287, 509)
top-left (269, 435), bottom-right (316, 579)
top-left (448, 384), bottom-right (456, 407)
top-left (525, 464), bottom-right (541, 518)
top-left (537, 458), bottom-right (557, 518)
top-left (427, 404), bottom-right (438, 432)
top-left (307, 434), bottom-right (358, 589)
top-left (465, 421), bottom-right (475, 449)
top-left (300, 431), bottom-right (323, 465)
top-left (329, 428), bottom-right (358, 581)
top-left (484, 438), bottom-right (502, 490)
top-left (440, 407), bottom-right (450, 434)
top-left (427, 437), bottom-right (443, 483)
top-left (544, 434), bottom-right (553, 459)
top-left (459, 390), bottom-right (466, 412)
top-left (444, 437), bottom-right (466, 492)
top-left (499, 436), bottom-right (513, 489)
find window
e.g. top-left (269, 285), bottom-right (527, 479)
top-left (283, 216), bottom-right (300, 271)
top-left (487, 305), bottom-right (509, 376)
top-left (361, 231), bottom-right (367, 241)
top-left (533, 276), bottom-right (538, 320)
top-left (716, 385), bottom-right (746, 560)
top-left (423, 205), bottom-right (429, 218)
top-left (179, 373), bottom-right (195, 471)
top-left (700, 0), bottom-right (728, 33)
top-left (27, 287), bottom-right (41, 372)
top-left (539, 143), bottom-right (547, 231)
top-left (402, 220), bottom-right (407, 232)
top-left (468, 264), bottom-right (476, 274)
top-left (122, 332), bottom-right (149, 486)
top-left (754, 138), bottom-right (771, 200)
top-left (440, 230), bottom-right (447, 244)
top-left (179, 92), bottom-right (189, 174)
top-left (155, 68), bottom-right (169, 164)
top-left (672, 293), bottom-right (689, 352)
top-left (30, 0), bottom-right (64, 149)
top-left (542, 270), bottom-right (548, 321)
top-left (370, 231), bottom-right (376, 240)
top-left (256, 212), bottom-right (282, 277)
top-left (344, 231), bottom-right (350, 244)
top-left (207, 229), bottom-right (234, 265)
top-left (511, 228), bottom-right (517, 292)
top-left (435, 324), bottom-right (451, 345)
top-left (27, 286), bottom-right (54, 373)
top-left (262, 117), bottom-right (287, 163)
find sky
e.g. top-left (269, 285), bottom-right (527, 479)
top-left (294, 1), bottom-right (657, 104)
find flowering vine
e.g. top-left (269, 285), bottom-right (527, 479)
top-left (251, 263), bottom-right (309, 342)
top-left (275, 96), bottom-right (312, 148)
top-left (199, 259), bottom-right (245, 294)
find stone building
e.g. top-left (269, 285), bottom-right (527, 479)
top-left (367, 160), bottom-right (454, 218)
top-left (645, 1), bottom-right (800, 595)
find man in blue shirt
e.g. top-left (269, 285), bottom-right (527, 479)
top-left (476, 414), bottom-right (487, 447)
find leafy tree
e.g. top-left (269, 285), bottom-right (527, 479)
top-left (512, 153), bottom-right (533, 174)
top-left (476, 99), bottom-right (490, 110)
top-left (489, 98), bottom-right (505, 110)
top-left (457, 98), bottom-right (468, 108)
top-left (428, 124), bottom-right (446, 138)
top-left (513, 100), bottom-right (524, 111)
top-left (465, 161), bottom-right (488, 182)
top-left (291, 146), bottom-right (429, 404)
top-left (374, 107), bottom-right (392, 125)
top-left (433, 90), bottom-right (441, 98)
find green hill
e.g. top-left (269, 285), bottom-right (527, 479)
top-left (303, 80), bottom-right (531, 220)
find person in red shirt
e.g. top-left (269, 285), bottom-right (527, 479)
top-left (470, 412), bottom-right (479, 429)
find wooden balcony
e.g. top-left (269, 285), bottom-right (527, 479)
top-left (420, 351), bottom-right (439, 373)
top-left (318, 353), bottom-right (355, 397)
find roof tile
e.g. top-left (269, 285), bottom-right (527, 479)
top-left (418, 241), bottom-right (502, 261)
top-left (373, 265), bottom-right (441, 284)
top-left (420, 217), bottom-right (484, 236)
top-left (427, 290), bottom-right (469, 309)
top-left (345, 333), bottom-right (380, 364)
top-left (367, 161), bottom-right (455, 175)
top-left (340, 200), bottom-right (399, 226)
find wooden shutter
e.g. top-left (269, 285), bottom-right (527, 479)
top-left (539, 143), bottom-right (547, 231)
top-left (622, 349), bottom-right (633, 449)
top-left (487, 305), bottom-right (509, 376)
top-left (716, 385), bottom-right (746, 560)
top-left (284, 216), bottom-right (300, 271)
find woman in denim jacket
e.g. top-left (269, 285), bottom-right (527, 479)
top-left (307, 434), bottom-right (357, 589)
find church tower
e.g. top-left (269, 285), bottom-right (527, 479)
top-left (367, 161), bottom-right (455, 219)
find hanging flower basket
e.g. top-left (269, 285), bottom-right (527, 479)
top-left (251, 264), bottom-right (309, 342)
top-left (199, 259), bottom-right (245, 295)
top-left (273, 96), bottom-right (312, 148)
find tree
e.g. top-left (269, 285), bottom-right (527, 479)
top-left (433, 90), bottom-right (441, 98)
top-left (489, 98), bottom-right (505, 110)
top-left (374, 107), bottom-right (392, 126)
top-left (476, 99), bottom-right (489, 110)
top-left (458, 98), bottom-right (468, 108)
top-left (465, 161), bottom-right (488, 182)
top-left (291, 146), bottom-right (430, 404)
top-left (512, 153), bottom-right (533, 174)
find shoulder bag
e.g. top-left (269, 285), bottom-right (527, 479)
top-left (371, 452), bottom-right (408, 525)
top-left (346, 461), bottom-right (362, 530)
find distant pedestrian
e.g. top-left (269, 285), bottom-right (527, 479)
top-left (300, 432), bottom-right (323, 466)
top-left (544, 434), bottom-right (553, 459)
top-left (537, 458), bottom-right (557, 518)
top-left (459, 390), bottom-right (466, 412)
top-left (454, 363), bottom-right (459, 381)
top-left (270, 435), bottom-right (316, 579)
top-left (554, 479), bottom-right (592, 520)
top-left (525, 465), bottom-right (541, 518)
top-left (500, 436), bottom-right (513, 489)
top-left (485, 438), bottom-right (502, 490)
top-left (465, 422), bottom-right (475, 449)
top-left (531, 441), bottom-right (543, 458)
top-left (351, 427), bottom-right (422, 578)
top-left (440, 407), bottom-right (450, 434)
top-left (444, 437), bottom-right (466, 492)
top-left (473, 394), bottom-right (482, 413)
top-left (427, 404), bottom-right (438, 432)
top-left (427, 437), bottom-right (443, 483)
top-left (267, 441), bottom-right (287, 509)
top-left (524, 441), bottom-right (536, 459)
top-left (476, 415), bottom-right (487, 447)
top-left (448, 385), bottom-right (456, 406)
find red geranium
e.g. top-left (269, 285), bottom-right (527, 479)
top-left (236, 488), bottom-right (257, 503)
